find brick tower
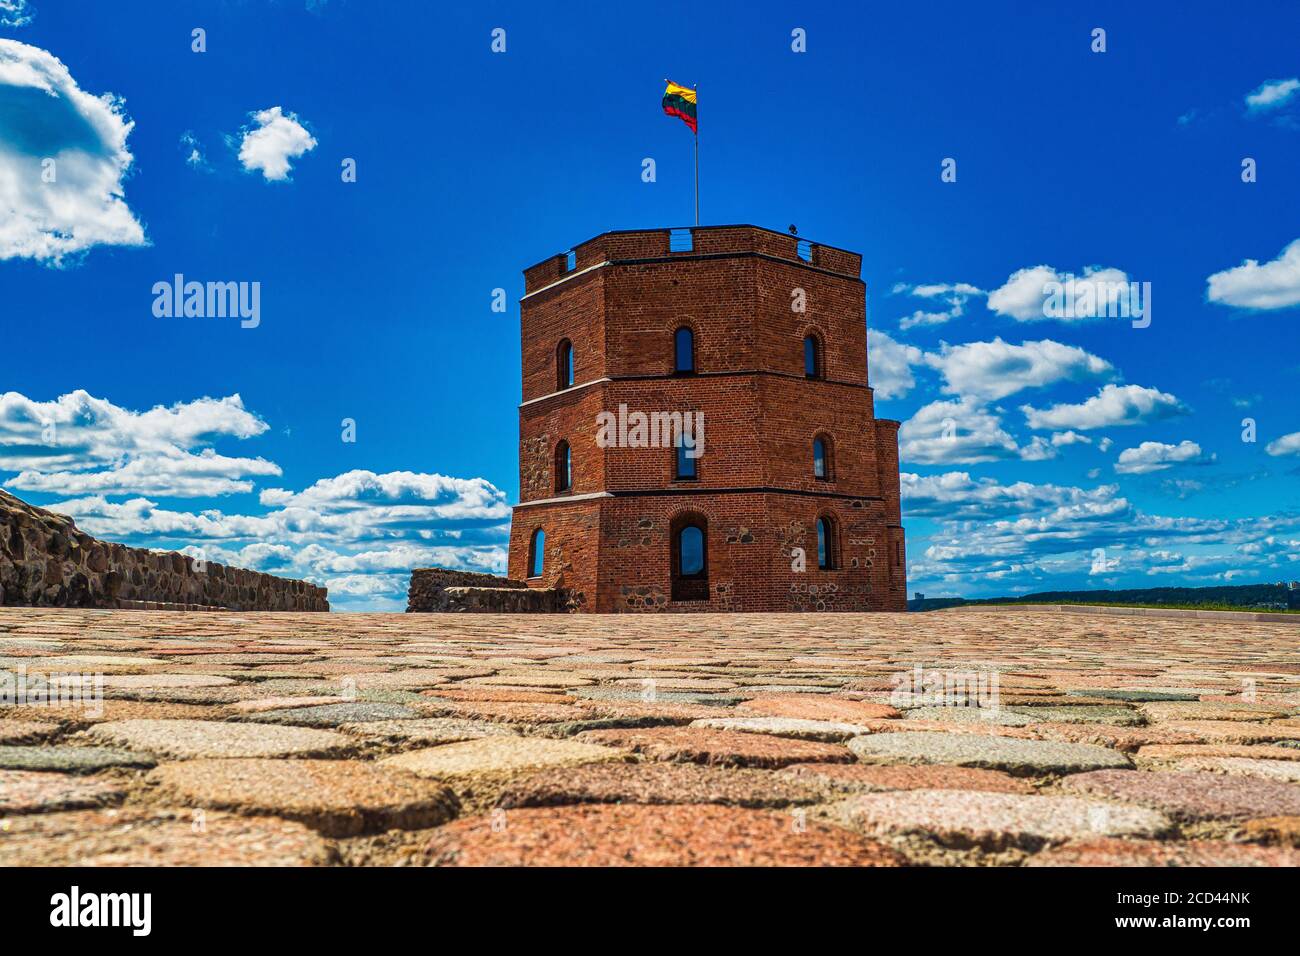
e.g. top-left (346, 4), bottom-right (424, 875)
top-left (507, 225), bottom-right (906, 612)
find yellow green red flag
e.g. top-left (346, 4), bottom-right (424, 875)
top-left (662, 81), bottom-right (697, 134)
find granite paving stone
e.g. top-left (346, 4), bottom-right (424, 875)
top-left (779, 762), bottom-right (1036, 794)
top-left (576, 726), bottom-right (855, 768)
top-left (1024, 722), bottom-right (1201, 752)
top-left (1025, 838), bottom-right (1300, 866)
top-left (0, 769), bottom-right (126, 814)
top-left (1240, 816), bottom-right (1300, 846)
top-left (86, 719), bottom-right (355, 759)
top-left (417, 699), bottom-right (594, 725)
top-left (380, 736), bottom-right (628, 785)
top-left (1137, 743), bottom-right (1300, 762)
top-left (0, 719), bottom-right (61, 744)
top-left (1160, 720), bottom-right (1300, 744)
top-left (847, 732), bottom-right (1132, 776)
top-left (0, 604), bottom-right (1294, 867)
top-left (1173, 756), bottom-right (1300, 782)
top-left (0, 808), bottom-right (334, 866)
top-left (567, 686), bottom-right (746, 706)
top-left (1007, 705), bottom-right (1144, 726)
top-left (421, 804), bottom-right (908, 866)
top-left (0, 745), bottom-right (156, 773)
top-left (496, 761), bottom-right (823, 809)
top-left (144, 758), bottom-right (459, 836)
top-left (1060, 768), bottom-right (1300, 821)
top-left (1072, 690), bottom-right (1198, 702)
top-left (231, 701), bottom-right (421, 727)
top-left (339, 717), bottom-right (518, 744)
top-left (689, 716), bottom-right (875, 741)
top-left (902, 706), bottom-right (1035, 727)
top-left (836, 790), bottom-right (1171, 851)
top-left (738, 697), bottom-right (899, 717)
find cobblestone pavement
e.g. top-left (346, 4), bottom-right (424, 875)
top-left (1, 607), bottom-right (1297, 866)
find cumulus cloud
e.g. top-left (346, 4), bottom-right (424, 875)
top-left (903, 468), bottom-right (1300, 598)
top-left (235, 106), bottom-right (317, 181)
top-left (987, 265), bottom-right (1131, 322)
top-left (1051, 430), bottom-right (1092, 447)
top-left (1206, 238), bottom-right (1300, 311)
top-left (1114, 440), bottom-right (1214, 475)
top-left (922, 338), bottom-right (1112, 401)
top-left (1021, 383), bottom-right (1186, 431)
top-left (0, 390), bottom-right (515, 610)
top-left (868, 329), bottom-right (924, 400)
top-left (902, 471), bottom-right (1119, 520)
top-left (6, 450), bottom-right (281, 497)
top-left (0, 39), bottom-right (145, 263)
top-left (891, 281), bottom-right (985, 330)
top-left (0, 390), bottom-right (271, 494)
top-left (0, 1), bottom-right (33, 27)
top-left (1265, 431), bottom-right (1300, 457)
top-left (898, 398), bottom-right (1051, 465)
top-left (49, 486), bottom-right (511, 611)
top-left (1245, 77), bottom-right (1300, 114)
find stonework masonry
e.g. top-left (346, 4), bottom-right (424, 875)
top-left (507, 225), bottom-right (907, 612)
top-left (0, 490), bottom-right (328, 611)
top-left (406, 567), bottom-right (573, 613)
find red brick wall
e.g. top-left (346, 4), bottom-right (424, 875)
top-left (510, 225), bottom-right (906, 612)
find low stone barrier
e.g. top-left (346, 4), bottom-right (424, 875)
top-left (406, 567), bottom-right (571, 612)
top-left (0, 490), bottom-right (328, 611)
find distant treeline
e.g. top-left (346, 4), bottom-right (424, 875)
top-left (908, 582), bottom-right (1297, 612)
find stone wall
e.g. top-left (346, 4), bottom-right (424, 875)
top-left (0, 490), bottom-right (328, 611)
top-left (406, 567), bottom-right (572, 613)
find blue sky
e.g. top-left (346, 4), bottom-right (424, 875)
top-left (1, 0), bottom-right (1298, 609)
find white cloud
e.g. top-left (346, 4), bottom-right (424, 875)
top-left (868, 329), bottom-right (924, 400)
top-left (235, 106), bottom-right (317, 181)
top-left (0, 389), bottom-right (515, 610)
top-left (0, 39), bottom-right (145, 263)
top-left (892, 281), bottom-right (984, 330)
top-left (898, 398), bottom-right (1049, 465)
top-left (923, 338), bottom-right (1112, 401)
top-left (1021, 383), bottom-right (1186, 431)
top-left (6, 449), bottom-right (281, 497)
top-left (1265, 431), bottom-right (1300, 457)
top-left (987, 265), bottom-right (1131, 322)
top-left (1051, 430), bottom-right (1091, 447)
top-left (1246, 77), bottom-right (1300, 114)
top-left (45, 484), bottom-right (511, 611)
top-left (902, 471), bottom-right (1118, 520)
top-left (179, 130), bottom-right (206, 168)
top-left (0, 1), bottom-right (33, 27)
top-left (1206, 238), bottom-right (1300, 311)
top-left (1114, 440), bottom-right (1213, 475)
top-left (0, 390), bottom-right (270, 494)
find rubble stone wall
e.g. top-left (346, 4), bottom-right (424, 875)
top-left (0, 490), bottom-right (328, 611)
top-left (406, 567), bottom-right (571, 612)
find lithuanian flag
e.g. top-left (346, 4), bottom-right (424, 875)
top-left (662, 81), bottom-right (697, 134)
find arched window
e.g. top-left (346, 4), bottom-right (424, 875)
top-left (557, 340), bottom-right (574, 390)
top-left (813, 434), bottom-right (832, 480)
top-left (528, 529), bottom-right (545, 578)
top-left (803, 334), bottom-right (821, 378)
top-left (671, 515), bottom-right (708, 601)
top-left (555, 440), bottom-right (571, 492)
top-left (674, 327), bottom-right (695, 374)
top-left (816, 515), bottom-right (837, 570)
top-left (675, 439), bottom-right (698, 480)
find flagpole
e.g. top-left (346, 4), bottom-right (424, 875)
top-left (693, 83), bottom-right (699, 226)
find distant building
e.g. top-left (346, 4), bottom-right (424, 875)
top-left (914, 592), bottom-right (925, 602)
